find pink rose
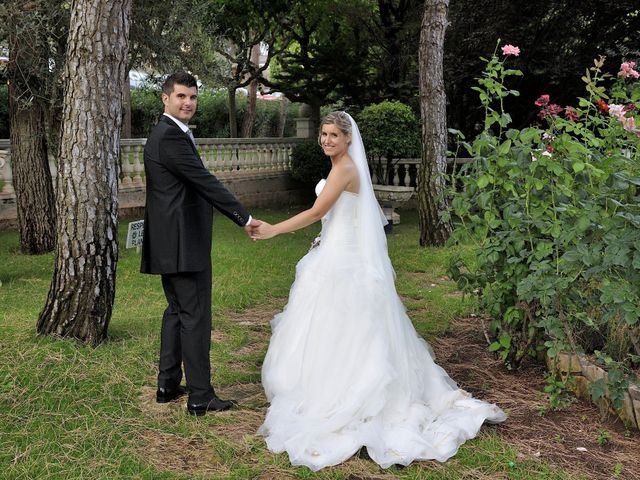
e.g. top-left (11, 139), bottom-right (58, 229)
top-left (501, 44), bottom-right (520, 56)
top-left (619, 61), bottom-right (640, 79)
top-left (608, 104), bottom-right (625, 121)
top-left (621, 116), bottom-right (636, 132)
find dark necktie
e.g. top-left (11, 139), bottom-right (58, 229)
top-left (186, 128), bottom-right (196, 146)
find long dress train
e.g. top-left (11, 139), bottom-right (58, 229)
top-left (258, 184), bottom-right (506, 471)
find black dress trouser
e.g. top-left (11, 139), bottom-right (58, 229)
top-left (159, 261), bottom-right (214, 403)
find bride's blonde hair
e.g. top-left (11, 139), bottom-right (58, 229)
top-left (317, 111), bottom-right (352, 146)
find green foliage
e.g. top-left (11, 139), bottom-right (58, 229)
top-left (543, 373), bottom-right (575, 411)
top-left (597, 429), bottom-right (611, 446)
top-left (447, 47), bottom-right (640, 403)
top-left (130, 88), bottom-right (162, 137)
top-left (130, 88), bottom-right (296, 138)
top-left (614, 462), bottom-right (625, 477)
top-left (445, 1), bottom-right (640, 135)
top-left (0, 85), bottom-right (7, 138)
top-left (357, 100), bottom-right (421, 184)
top-left (289, 140), bottom-right (330, 185)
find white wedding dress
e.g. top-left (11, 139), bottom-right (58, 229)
top-left (258, 178), bottom-right (507, 471)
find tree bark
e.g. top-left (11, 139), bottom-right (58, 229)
top-left (241, 44), bottom-right (261, 138)
top-left (418, 0), bottom-right (452, 246)
top-left (37, 0), bottom-right (131, 345)
top-left (7, 4), bottom-right (56, 254)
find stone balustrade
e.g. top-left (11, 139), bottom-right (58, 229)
top-left (0, 137), bottom-right (309, 225)
top-left (0, 137), bottom-right (303, 190)
top-left (0, 136), bottom-right (472, 226)
top-left (372, 157), bottom-right (473, 187)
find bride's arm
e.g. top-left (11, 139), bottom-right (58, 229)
top-left (253, 164), bottom-right (356, 239)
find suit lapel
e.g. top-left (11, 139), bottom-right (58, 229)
top-left (161, 115), bottom-right (202, 161)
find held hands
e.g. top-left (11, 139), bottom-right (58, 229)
top-left (251, 221), bottom-right (277, 240)
top-left (244, 218), bottom-right (262, 239)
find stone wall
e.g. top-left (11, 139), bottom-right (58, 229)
top-left (547, 351), bottom-right (640, 429)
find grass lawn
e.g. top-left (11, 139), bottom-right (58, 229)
top-left (0, 208), bottom-right (579, 479)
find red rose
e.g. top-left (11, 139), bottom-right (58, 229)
top-left (535, 94), bottom-right (550, 107)
top-left (596, 99), bottom-right (609, 114)
top-left (564, 107), bottom-right (580, 122)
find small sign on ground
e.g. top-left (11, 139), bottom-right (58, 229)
top-left (126, 220), bottom-right (144, 249)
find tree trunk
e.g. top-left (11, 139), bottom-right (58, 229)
top-left (7, 5), bottom-right (56, 254)
top-left (241, 44), bottom-right (260, 138)
top-left (37, 0), bottom-right (131, 345)
top-left (228, 87), bottom-right (238, 138)
top-left (121, 74), bottom-right (132, 138)
top-left (278, 97), bottom-right (289, 137)
top-left (418, 0), bottom-right (451, 246)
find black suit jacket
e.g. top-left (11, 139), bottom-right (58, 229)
top-left (140, 115), bottom-right (249, 274)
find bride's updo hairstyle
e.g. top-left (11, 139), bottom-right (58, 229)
top-left (318, 111), bottom-right (352, 146)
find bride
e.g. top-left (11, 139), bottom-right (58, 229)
top-left (251, 111), bottom-right (506, 471)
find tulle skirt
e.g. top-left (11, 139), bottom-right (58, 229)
top-left (259, 239), bottom-right (506, 471)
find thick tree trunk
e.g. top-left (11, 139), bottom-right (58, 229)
top-left (7, 6), bottom-right (56, 254)
top-left (418, 0), bottom-right (451, 246)
top-left (37, 0), bottom-right (131, 345)
top-left (241, 44), bottom-right (261, 138)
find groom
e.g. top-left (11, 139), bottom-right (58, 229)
top-left (141, 72), bottom-right (259, 416)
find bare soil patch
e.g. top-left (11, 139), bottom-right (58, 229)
top-left (433, 316), bottom-right (639, 480)
top-left (137, 429), bottom-right (232, 477)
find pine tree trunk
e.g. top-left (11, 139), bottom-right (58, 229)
top-left (37, 0), bottom-right (131, 345)
top-left (7, 6), bottom-right (56, 254)
top-left (241, 44), bottom-right (261, 138)
top-left (418, 0), bottom-right (452, 246)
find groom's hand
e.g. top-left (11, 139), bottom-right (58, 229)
top-left (244, 218), bottom-right (262, 239)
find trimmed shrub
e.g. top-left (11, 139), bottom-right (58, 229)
top-left (357, 100), bottom-right (421, 184)
top-left (290, 139), bottom-right (330, 185)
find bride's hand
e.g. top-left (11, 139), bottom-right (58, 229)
top-left (252, 221), bottom-right (277, 240)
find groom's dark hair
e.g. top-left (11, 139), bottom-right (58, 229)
top-left (162, 72), bottom-right (198, 95)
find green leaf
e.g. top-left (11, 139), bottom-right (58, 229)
top-left (576, 215), bottom-right (590, 231)
top-left (488, 342), bottom-right (501, 352)
top-left (572, 161), bottom-right (585, 173)
top-left (477, 175), bottom-right (492, 188)
top-left (590, 379), bottom-right (607, 402)
top-left (497, 139), bottom-right (512, 155)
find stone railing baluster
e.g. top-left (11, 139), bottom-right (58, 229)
top-left (132, 144), bottom-right (144, 187)
top-left (120, 144), bottom-right (133, 188)
top-left (0, 145), bottom-right (15, 195)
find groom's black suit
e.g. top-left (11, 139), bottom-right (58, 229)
top-left (141, 115), bottom-right (250, 403)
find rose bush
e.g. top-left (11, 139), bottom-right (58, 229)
top-left (446, 43), bottom-right (640, 408)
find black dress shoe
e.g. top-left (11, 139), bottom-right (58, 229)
top-left (156, 385), bottom-right (187, 404)
top-left (187, 395), bottom-right (237, 416)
